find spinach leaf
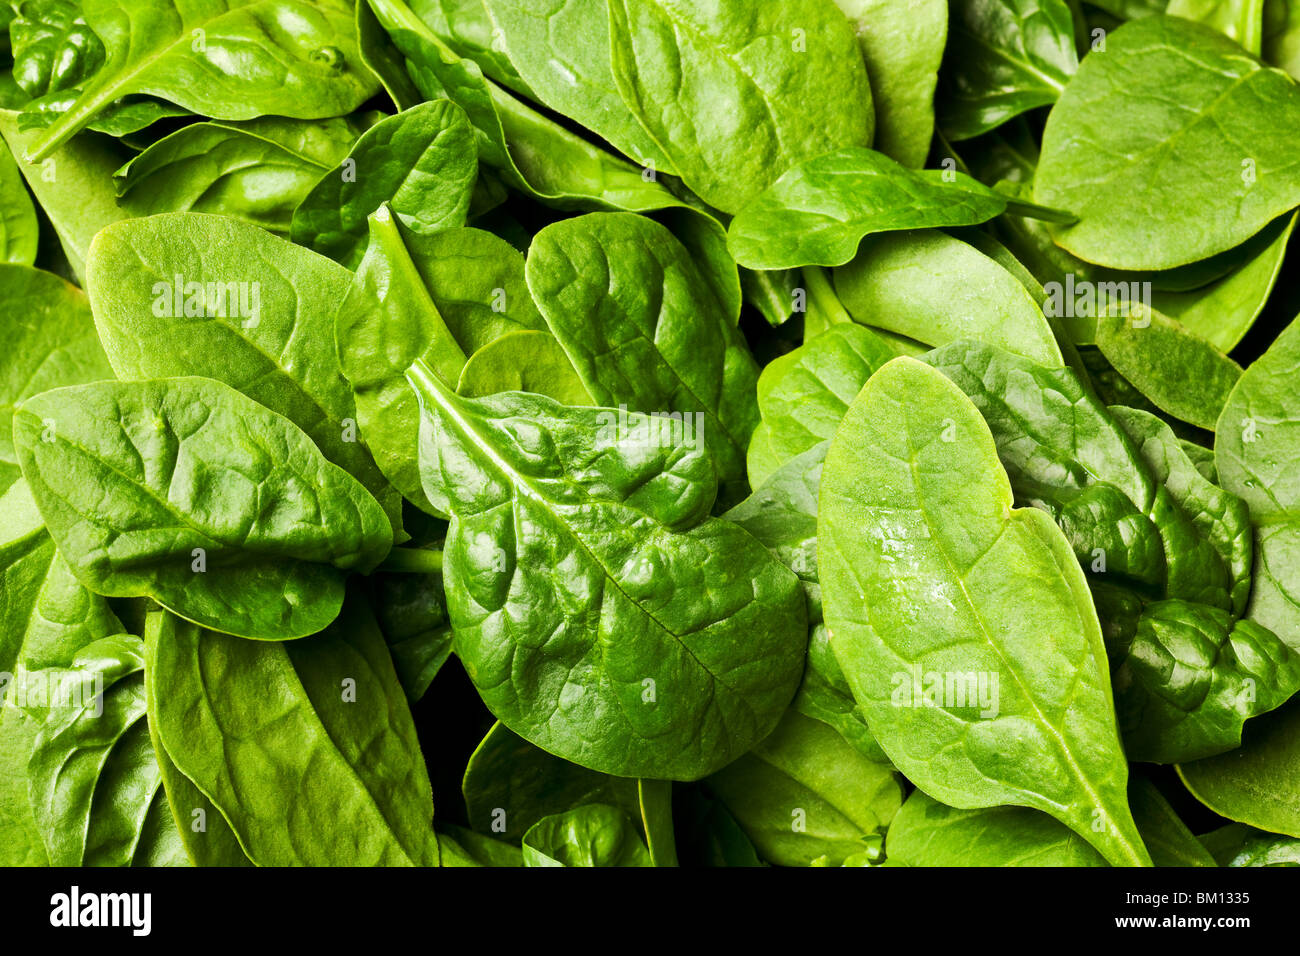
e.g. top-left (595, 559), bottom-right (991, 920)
top-left (1035, 15), bottom-right (1300, 269)
top-left (0, 264), bottom-right (114, 494)
top-left (341, 210), bottom-right (546, 515)
top-left (1179, 701), bottom-right (1300, 838)
top-left (1215, 314), bottom-right (1300, 645)
top-left (727, 148), bottom-right (1022, 271)
top-left (408, 360), bottom-right (807, 779)
top-left (85, 212), bottom-right (404, 531)
top-left (114, 116), bottom-right (364, 233)
top-left (290, 100), bottom-right (478, 269)
top-left (476, 0), bottom-right (674, 173)
top-left (886, 776), bottom-right (1215, 866)
top-left (145, 603), bottom-right (438, 866)
top-left (0, 481), bottom-right (128, 867)
top-left (462, 721), bottom-right (639, 843)
top-left (20, 633), bottom-right (185, 866)
top-left (927, 341), bottom-right (1298, 761)
top-left (437, 823), bottom-right (525, 867)
top-left (605, 0), bottom-right (873, 214)
top-left (1200, 822), bottom-right (1300, 866)
top-left (455, 330), bottom-right (591, 404)
top-left (526, 212), bottom-right (759, 494)
top-left (834, 0), bottom-right (948, 169)
top-left (1167, 0), bottom-right (1268, 52)
top-left (365, 0), bottom-right (696, 214)
top-left (745, 324), bottom-right (894, 490)
top-left (938, 0), bottom-right (1078, 141)
top-left (707, 710), bottom-right (902, 867)
top-left (0, 108), bottom-right (144, 281)
top-left (23, 0), bottom-right (380, 160)
top-left (0, 138), bottom-right (37, 264)
top-left (819, 356), bottom-right (1151, 866)
top-left (885, 791), bottom-right (1109, 867)
top-left (521, 803), bottom-right (653, 867)
top-left (14, 377), bottom-right (393, 640)
top-left (367, 554), bottom-right (453, 703)
top-left (833, 229), bottom-right (1064, 368)
top-left (1093, 310), bottom-right (1242, 432)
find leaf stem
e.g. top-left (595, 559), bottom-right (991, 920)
top-left (376, 547), bottom-right (444, 574)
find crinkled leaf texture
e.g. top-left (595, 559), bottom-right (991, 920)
top-left (408, 360), bottom-right (807, 780)
top-left (14, 377), bottom-right (392, 640)
top-left (526, 212), bottom-right (758, 496)
top-left (606, 0), bottom-right (873, 214)
top-left (23, 0), bottom-right (380, 160)
top-left (521, 803), bottom-right (652, 867)
top-left (290, 100), bottom-right (478, 269)
top-left (928, 341), bottom-right (1298, 762)
top-left (85, 212), bottom-right (404, 532)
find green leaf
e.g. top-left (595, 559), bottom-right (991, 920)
top-left (342, 213), bottom-right (547, 515)
top-left (477, 0), bottom-right (674, 172)
top-left (0, 140), bottom-right (37, 265)
top-left (1034, 15), bottom-right (1300, 270)
top-left (1093, 310), bottom-right (1242, 432)
top-left (113, 116), bottom-right (363, 233)
top-left (885, 790), bottom-right (1108, 866)
top-left (1265, 0), bottom-right (1300, 78)
top-left (85, 212), bottom-right (403, 532)
top-left (1167, 0), bottom-right (1267, 53)
top-left (461, 721), bottom-right (639, 843)
top-left (24, 0), bottom-right (380, 161)
top-left (0, 480), bottom-right (128, 868)
top-left (834, 230), bottom-right (1064, 367)
top-left (365, 0), bottom-right (695, 213)
top-left (366, 556), bottom-right (452, 703)
top-left (1127, 775), bottom-right (1217, 867)
top-left (938, 0), bottom-right (1078, 141)
top-left (728, 148), bottom-right (1017, 270)
top-left (707, 711), bottom-right (901, 867)
top-left (605, 0), bottom-right (872, 214)
top-left (746, 325), bottom-right (894, 490)
top-left (437, 823), bottom-right (524, 867)
top-left (290, 101), bottom-right (478, 269)
top-left (1156, 212), bottom-right (1296, 353)
top-left (14, 377), bottom-right (393, 640)
top-left (408, 361), bottom-right (807, 779)
top-left (819, 356), bottom-right (1150, 866)
top-left (1179, 701), bottom-right (1300, 838)
top-left (522, 803), bottom-right (653, 867)
top-left (1216, 315), bottom-right (1300, 525)
top-left (0, 109), bottom-right (143, 282)
top-left (1200, 822), bottom-right (1300, 866)
top-left (20, 634), bottom-right (183, 866)
top-left (0, 265), bottom-right (114, 493)
top-left (456, 330), bottom-right (592, 405)
top-left (526, 212), bottom-right (759, 494)
top-left (145, 603), bottom-right (439, 865)
top-left (834, 0), bottom-right (947, 168)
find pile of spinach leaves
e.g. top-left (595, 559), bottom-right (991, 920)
top-left (2, 0), bottom-right (1300, 869)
